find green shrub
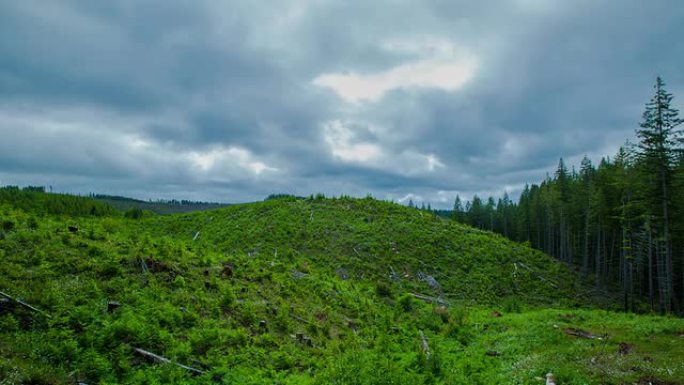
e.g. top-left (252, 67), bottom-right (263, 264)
top-left (502, 298), bottom-right (521, 313)
top-left (449, 306), bottom-right (469, 327)
top-left (0, 314), bottom-right (19, 332)
top-left (79, 349), bottom-right (113, 383)
top-left (219, 287), bottom-right (236, 310)
top-left (397, 294), bottom-right (415, 312)
top-left (124, 207), bottom-right (145, 219)
top-left (1, 220), bottom-right (14, 232)
top-left (375, 281), bottom-right (393, 298)
top-left (27, 216), bottom-right (39, 230)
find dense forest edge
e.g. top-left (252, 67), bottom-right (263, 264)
top-left (449, 77), bottom-right (684, 315)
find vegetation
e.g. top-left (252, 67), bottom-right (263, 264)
top-left (1, 189), bottom-right (683, 384)
top-left (452, 78), bottom-right (684, 314)
top-left (92, 194), bottom-right (228, 215)
top-left (0, 186), bottom-right (117, 217)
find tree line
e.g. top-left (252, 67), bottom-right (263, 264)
top-left (452, 77), bottom-right (684, 314)
top-left (0, 186), bottom-right (117, 217)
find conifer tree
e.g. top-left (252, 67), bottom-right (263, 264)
top-left (636, 77), bottom-right (683, 312)
top-left (452, 195), bottom-right (465, 223)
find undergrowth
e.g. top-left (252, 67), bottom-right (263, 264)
top-left (0, 195), bottom-right (682, 384)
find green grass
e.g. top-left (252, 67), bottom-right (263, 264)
top-left (0, 194), bottom-right (683, 384)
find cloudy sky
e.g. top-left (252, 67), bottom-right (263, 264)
top-left (1, 1), bottom-right (683, 207)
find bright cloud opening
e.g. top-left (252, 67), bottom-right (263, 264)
top-left (323, 120), bottom-right (383, 163)
top-left (313, 38), bottom-right (477, 103)
top-left (190, 147), bottom-right (278, 175)
top-left (426, 154), bottom-right (445, 171)
top-left (322, 120), bottom-right (446, 174)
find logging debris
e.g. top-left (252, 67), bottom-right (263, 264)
top-left (132, 347), bottom-right (206, 376)
top-left (515, 262), bottom-right (559, 289)
top-left (419, 330), bottom-right (430, 359)
top-left (417, 272), bottom-right (441, 290)
top-left (107, 301), bottom-right (121, 313)
top-left (0, 291), bottom-right (51, 318)
top-left (563, 327), bottom-right (605, 340)
top-left (408, 293), bottom-right (448, 307)
top-left (545, 372), bottom-right (557, 385)
top-left (291, 332), bottom-right (314, 347)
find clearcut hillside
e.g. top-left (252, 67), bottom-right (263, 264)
top-left (145, 195), bottom-right (587, 307)
top-left (1, 191), bottom-right (683, 385)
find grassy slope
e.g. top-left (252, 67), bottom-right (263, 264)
top-left (0, 196), bottom-right (683, 384)
top-left (145, 196), bottom-right (586, 306)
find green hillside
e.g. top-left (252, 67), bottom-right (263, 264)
top-left (1, 193), bottom-right (683, 384)
top-left (145, 196), bottom-right (586, 306)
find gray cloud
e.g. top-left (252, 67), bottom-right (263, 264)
top-left (1, 0), bottom-right (683, 207)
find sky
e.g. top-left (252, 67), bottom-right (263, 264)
top-left (1, 1), bottom-right (683, 208)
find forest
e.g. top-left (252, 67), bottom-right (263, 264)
top-left (452, 77), bottom-right (684, 314)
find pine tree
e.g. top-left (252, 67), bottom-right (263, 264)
top-left (555, 159), bottom-right (572, 263)
top-left (636, 77), bottom-right (683, 313)
top-left (469, 196), bottom-right (484, 229)
top-left (578, 156), bottom-right (595, 277)
top-left (452, 195), bottom-right (465, 223)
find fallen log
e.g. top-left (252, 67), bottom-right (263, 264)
top-left (0, 291), bottom-right (51, 318)
top-left (408, 293), bottom-right (448, 307)
top-left (515, 262), bottom-right (559, 289)
top-left (133, 347), bottom-right (206, 376)
top-left (563, 327), bottom-right (605, 340)
top-left (291, 314), bottom-right (313, 325)
top-left (419, 330), bottom-right (430, 359)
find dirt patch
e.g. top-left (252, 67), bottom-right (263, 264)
top-left (618, 342), bottom-right (634, 355)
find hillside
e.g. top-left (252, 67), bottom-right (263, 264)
top-left (92, 194), bottom-right (229, 215)
top-left (1, 194), bottom-right (683, 384)
top-left (144, 196), bottom-right (586, 306)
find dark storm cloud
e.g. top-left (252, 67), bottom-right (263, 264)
top-left (0, 0), bottom-right (683, 207)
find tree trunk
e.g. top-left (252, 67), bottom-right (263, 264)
top-left (582, 209), bottom-right (590, 276)
top-left (595, 225), bottom-right (602, 289)
top-left (648, 227), bottom-right (654, 311)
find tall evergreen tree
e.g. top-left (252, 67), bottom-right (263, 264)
top-left (452, 195), bottom-right (465, 223)
top-left (578, 156), bottom-right (595, 277)
top-left (636, 77), bottom-right (683, 312)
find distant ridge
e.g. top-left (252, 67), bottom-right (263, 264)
top-left (92, 194), bottom-right (229, 215)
